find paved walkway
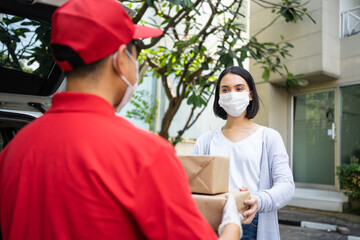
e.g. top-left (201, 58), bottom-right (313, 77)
top-left (278, 206), bottom-right (360, 239)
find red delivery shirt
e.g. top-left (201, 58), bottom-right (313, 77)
top-left (0, 92), bottom-right (217, 240)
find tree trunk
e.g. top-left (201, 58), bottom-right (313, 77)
top-left (158, 97), bottom-right (183, 141)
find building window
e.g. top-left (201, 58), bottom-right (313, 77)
top-left (340, 1), bottom-right (360, 37)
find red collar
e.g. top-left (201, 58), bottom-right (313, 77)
top-left (48, 92), bottom-right (115, 116)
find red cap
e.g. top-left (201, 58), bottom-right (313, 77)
top-left (51, 0), bottom-right (163, 71)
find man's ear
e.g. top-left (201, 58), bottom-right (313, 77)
top-left (113, 44), bottom-right (127, 75)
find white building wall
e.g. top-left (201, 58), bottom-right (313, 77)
top-left (250, 0), bottom-right (360, 211)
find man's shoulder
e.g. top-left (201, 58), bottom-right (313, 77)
top-left (114, 117), bottom-right (172, 148)
top-left (135, 127), bottom-right (170, 146)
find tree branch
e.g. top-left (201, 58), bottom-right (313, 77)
top-left (252, 0), bottom-right (280, 8)
top-left (132, 3), bottom-right (149, 24)
top-left (196, 0), bottom-right (218, 38)
top-left (2, 37), bottom-right (21, 70)
top-left (253, 14), bottom-right (281, 37)
top-left (146, 57), bottom-right (174, 99)
top-left (177, 61), bottom-right (190, 97)
top-left (172, 28), bottom-right (180, 41)
top-left (162, 73), bottom-right (174, 100)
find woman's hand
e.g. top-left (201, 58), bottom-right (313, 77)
top-left (240, 186), bottom-right (258, 225)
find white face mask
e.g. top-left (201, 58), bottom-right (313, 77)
top-left (112, 49), bottom-right (139, 112)
top-left (218, 92), bottom-right (250, 117)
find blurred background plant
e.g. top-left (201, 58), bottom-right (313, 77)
top-left (126, 90), bottom-right (158, 131)
top-left (337, 156), bottom-right (360, 213)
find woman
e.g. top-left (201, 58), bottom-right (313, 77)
top-left (192, 66), bottom-right (295, 240)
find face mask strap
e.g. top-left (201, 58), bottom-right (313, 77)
top-left (125, 49), bottom-right (137, 63)
top-left (125, 49), bottom-right (139, 85)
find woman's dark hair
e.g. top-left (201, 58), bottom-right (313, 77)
top-left (213, 66), bottom-right (260, 120)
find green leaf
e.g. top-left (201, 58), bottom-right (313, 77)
top-left (306, 13), bottom-right (317, 24)
top-left (186, 94), bottom-right (194, 105)
top-left (219, 53), bottom-right (233, 67)
top-left (145, 0), bottom-right (154, 7)
top-left (262, 68), bottom-right (270, 81)
top-left (195, 96), bottom-right (201, 107)
top-left (183, 0), bottom-right (193, 9)
top-left (285, 42), bottom-right (294, 48)
top-left (240, 49), bottom-right (247, 61)
top-left (174, 41), bottom-right (187, 48)
top-left (167, 60), bottom-right (173, 74)
top-left (248, 49), bottom-right (258, 60)
top-left (276, 57), bottom-right (280, 65)
top-left (201, 62), bottom-right (209, 70)
top-left (237, 58), bottom-right (243, 68)
top-left (161, 18), bottom-right (172, 25)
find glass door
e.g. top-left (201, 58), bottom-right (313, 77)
top-left (340, 84), bottom-right (360, 165)
top-left (292, 90), bottom-right (336, 187)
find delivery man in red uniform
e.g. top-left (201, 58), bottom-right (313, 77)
top-left (0, 0), bottom-right (242, 239)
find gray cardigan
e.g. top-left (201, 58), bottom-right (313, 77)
top-left (192, 127), bottom-right (295, 239)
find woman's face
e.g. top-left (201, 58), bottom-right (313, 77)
top-left (219, 73), bottom-right (251, 96)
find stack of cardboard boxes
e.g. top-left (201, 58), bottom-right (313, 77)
top-left (178, 155), bottom-right (250, 233)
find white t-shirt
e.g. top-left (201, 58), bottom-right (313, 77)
top-left (195, 126), bottom-right (263, 193)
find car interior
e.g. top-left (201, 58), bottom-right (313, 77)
top-left (0, 112), bottom-right (35, 151)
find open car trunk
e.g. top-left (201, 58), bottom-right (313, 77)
top-left (0, 0), bottom-right (66, 147)
top-left (0, 0), bottom-right (135, 147)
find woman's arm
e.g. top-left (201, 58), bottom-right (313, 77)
top-left (254, 129), bottom-right (295, 212)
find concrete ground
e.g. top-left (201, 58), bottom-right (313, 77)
top-left (278, 206), bottom-right (360, 240)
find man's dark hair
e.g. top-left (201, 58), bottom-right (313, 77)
top-left (213, 66), bottom-right (260, 120)
top-left (126, 40), bottom-right (136, 55)
top-left (51, 41), bottom-right (136, 79)
top-left (51, 44), bottom-right (109, 79)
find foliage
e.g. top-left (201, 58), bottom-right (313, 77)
top-left (123, 0), bottom-right (315, 143)
top-left (336, 156), bottom-right (360, 200)
top-left (125, 90), bottom-right (158, 131)
top-left (0, 14), bottom-right (52, 77)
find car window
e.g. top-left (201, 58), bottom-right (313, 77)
top-left (0, 13), bottom-right (52, 78)
top-left (0, 11), bottom-right (63, 96)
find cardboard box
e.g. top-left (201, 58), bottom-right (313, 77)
top-left (192, 190), bottom-right (251, 232)
top-left (177, 155), bottom-right (229, 194)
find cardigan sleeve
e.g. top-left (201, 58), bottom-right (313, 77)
top-left (254, 128), bottom-right (295, 213)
